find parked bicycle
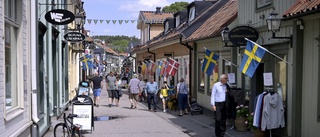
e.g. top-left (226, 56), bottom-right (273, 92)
top-left (54, 112), bottom-right (82, 137)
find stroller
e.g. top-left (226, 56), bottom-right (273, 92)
top-left (189, 97), bottom-right (203, 115)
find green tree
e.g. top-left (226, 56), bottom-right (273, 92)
top-left (92, 35), bottom-right (140, 52)
top-left (162, 2), bottom-right (189, 13)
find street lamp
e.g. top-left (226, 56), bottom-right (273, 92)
top-left (266, 12), bottom-right (292, 45)
top-left (221, 26), bottom-right (229, 47)
top-left (74, 14), bottom-right (83, 30)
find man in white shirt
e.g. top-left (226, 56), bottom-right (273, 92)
top-left (210, 74), bottom-right (229, 137)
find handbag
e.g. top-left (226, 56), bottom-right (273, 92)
top-left (118, 89), bottom-right (123, 97)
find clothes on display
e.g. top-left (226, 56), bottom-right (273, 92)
top-left (253, 91), bottom-right (285, 131)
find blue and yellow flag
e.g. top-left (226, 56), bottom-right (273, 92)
top-left (157, 61), bottom-right (163, 76)
top-left (202, 49), bottom-right (219, 75)
top-left (80, 54), bottom-right (94, 70)
top-left (240, 40), bottom-right (266, 78)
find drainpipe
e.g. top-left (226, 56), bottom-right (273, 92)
top-left (179, 36), bottom-right (193, 98)
top-left (147, 48), bottom-right (156, 78)
top-left (31, 0), bottom-right (39, 136)
top-left (31, 0), bottom-right (39, 124)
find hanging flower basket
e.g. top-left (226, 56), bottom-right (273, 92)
top-left (234, 117), bottom-right (248, 132)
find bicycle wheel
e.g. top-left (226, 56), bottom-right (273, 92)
top-left (71, 124), bottom-right (82, 137)
top-left (54, 123), bottom-right (70, 137)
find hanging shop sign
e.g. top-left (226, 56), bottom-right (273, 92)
top-left (64, 32), bottom-right (85, 42)
top-left (228, 26), bottom-right (259, 46)
top-left (45, 9), bottom-right (75, 25)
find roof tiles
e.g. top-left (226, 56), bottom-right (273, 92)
top-left (187, 0), bottom-right (238, 41)
top-left (283, 0), bottom-right (320, 18)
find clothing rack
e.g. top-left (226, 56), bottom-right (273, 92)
top-left (264, 85), bottom-right (273, 137)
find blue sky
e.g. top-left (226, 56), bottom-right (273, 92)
top-left (83, 0), bottom-right (194, 38)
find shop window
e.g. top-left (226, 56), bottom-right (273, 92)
top-left (198, 59), bottom-right (204, 92)
top-left (4, 0), bottom-right (21, 111)
top-left (275, 55), bottom-right (287, 103)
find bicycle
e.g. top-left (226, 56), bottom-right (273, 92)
top-left (54, 112), bottom-right (82, 137)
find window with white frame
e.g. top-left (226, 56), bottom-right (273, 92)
top-left (5, 0), bottom-right (21, 110)
top-left (165, 21), bottom-right (169, 33)
top-left (175, 15), bottom-right (180, 27)
top-left (188, 7), bottom-right (195, 22)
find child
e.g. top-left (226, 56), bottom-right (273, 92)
top-left (160, 81), bottom-right (169, 113)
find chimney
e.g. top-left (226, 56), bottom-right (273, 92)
top-left (155, 7), bottom-right (161, 14)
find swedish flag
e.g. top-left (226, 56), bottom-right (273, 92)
top-left (240, 40), bottom-right (266, 78)
top-left (80, 54), bottom-right (94, 70)
top-left (202, 49), bottom-right (219, 75)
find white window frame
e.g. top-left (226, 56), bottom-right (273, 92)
top-left (175, 15), bottom-right (180, 27)
top-left (189, 7), bottom-right (195, 22)
top-left (4, 0), bottom-right (24, 121)
top-left (165, 21), bottom-right (169, 33)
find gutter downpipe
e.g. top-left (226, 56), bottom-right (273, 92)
top-left (179, 36), bottom-right (193, 97)
top-left (147, 48), bottom-right (156, 78)
top-left (31, 0), bottom-right (39, 136)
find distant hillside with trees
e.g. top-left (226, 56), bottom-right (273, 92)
top-left (92, 35), bottom-right (140, 53)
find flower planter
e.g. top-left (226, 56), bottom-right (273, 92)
top-left (234, 117), bottom-right (247, 132)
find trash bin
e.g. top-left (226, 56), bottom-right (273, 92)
top-left (72, 95), bottom-right (94, 133)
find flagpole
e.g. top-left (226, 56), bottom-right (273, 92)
top-left (219, 56), bottom-right (238, 68)
top-left (244, 38), bottom-right (293, 65)
top-left (203, 47), bottom-right (238, 68)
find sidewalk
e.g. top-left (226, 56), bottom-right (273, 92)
top-left (43, 87), bottom-right (254, 137)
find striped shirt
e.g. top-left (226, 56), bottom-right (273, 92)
top-left (129, 78), bottom-right (140, 94)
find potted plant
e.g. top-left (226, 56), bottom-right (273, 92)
top-left (245, 112), bottom-right (266, 137)
top-left (234, 105), bottom-right (249, 131)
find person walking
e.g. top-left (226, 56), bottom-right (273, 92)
top-left (90, 72), bottom-right (103, 107)
top-left (160, 81), bottom-right (169, 113)
top-left (115, 76), bottom-right (122, 107)
top-left (128, 74), bottom-right (140, 109)
top-left (138, 78), bottom-right (147, 102)
top-left (145, 77), bottom-right (158, 112)
top-left (176, 78), bottom-right (189, 116)
top-left (106, 71), bottom-right (117, 107)
top-left (210, 74), bottom-right (235, 137)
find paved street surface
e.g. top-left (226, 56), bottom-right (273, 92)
top-left (44, 81), bottom-right (254, 137)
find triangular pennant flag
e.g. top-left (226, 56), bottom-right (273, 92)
top-left (106, 20), bottom-right (110, 24)
top-left (131, 20), bottom-right (136, 23)
top-left (112, 20), bottom-right (117, 24)
top-left (93, 19), bottom-right (98, 24)
top-left (87, 19), bottom-right (92, 25)
top-left (119, 20), bottom-right (123, 25)
top-left (125, 20), bottom-right (129, 24)
top-left (99, 20), bottom-right (104, 24)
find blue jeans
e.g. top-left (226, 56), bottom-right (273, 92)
top-left (93, 88), bottom-right (101, 97)
top-left (178, 93), bottom-right (188, 110)
top-left (147, 93), bottom-right (157, 110)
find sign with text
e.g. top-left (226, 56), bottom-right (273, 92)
top-left (263, 72), bottom-right (273, 86)
top-left (73, 105), bottom-right (92, 130)
top-left (227, 73), bottom-right (236, 84)
top-left (228, 26), bottom-right (259, 46)
top-left (64, 32), bottom-right (85, 42)
top-left (45, 9), bottom-right (75, 25)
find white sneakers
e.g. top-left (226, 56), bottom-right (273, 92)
top-left (163, 110), bottom-right (166, 113)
